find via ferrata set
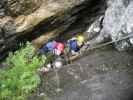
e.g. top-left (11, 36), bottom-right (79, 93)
top-left (37, 32), bottom-right (133, 73)
top-left (38, 35), bottom-right (87, 73)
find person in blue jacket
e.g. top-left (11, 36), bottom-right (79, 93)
top-left (67, 35), bottom-right (85, 55)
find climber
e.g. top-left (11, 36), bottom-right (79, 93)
top-left (67, 35), bottom-right (85, 55)
top-left (52, 42), bottom-right (66, 69)
top-left (38, 41), bottom-right (65, 73)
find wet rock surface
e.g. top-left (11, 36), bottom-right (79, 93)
top-left (101, 0), bottom-right (133, 51)
top-left (29, 47), bottom-right (133, 100)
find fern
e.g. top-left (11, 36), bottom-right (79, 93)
top-left (0, 42), bottom-right (45, 100)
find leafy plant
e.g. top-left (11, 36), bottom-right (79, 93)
top-left (0, 42), bottom-right (46, 100)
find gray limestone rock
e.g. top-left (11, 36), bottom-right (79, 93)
top-left (101, 0), bottom-right (133, 51)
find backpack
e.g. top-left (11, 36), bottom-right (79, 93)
top-left (68, 39), bottom-right (79, 52)
top-left (46, 41), bottom-right (57, 51)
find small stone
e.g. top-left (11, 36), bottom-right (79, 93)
top-left (93, 27), bottom-right (100, 32)
top-left (0, 12), bottom-right (5, 16)
top-left (74, 75), bottom-right (79, 79)
top-left (54, 61), bottom-right (63, 69)
top-left (46, 63), bottom-right (52, 68)
top-left (55, 88), bottom-right (62, 92)
top-left (39, 93), bottom-right (45, 96)
top-left (81, 80), bottom-right (88, 84)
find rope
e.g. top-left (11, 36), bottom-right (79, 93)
top-left (86, 33), bottom-right (133, 51)
top-left (68, 33), bottom-right (133, 61)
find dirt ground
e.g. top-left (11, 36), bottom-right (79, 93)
top-left (29, 46), bottom-right (133, 100)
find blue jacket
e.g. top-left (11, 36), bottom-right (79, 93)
top-left (68, 40), bottom-right (79, 52)
top-left (46, 41), bottom-right (57, 51)
top-left (39, 41), bottom-right (57, 54)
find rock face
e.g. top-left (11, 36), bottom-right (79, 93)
top-left (29, 47), bottom-right (133, 100)
top-left (6, 0), bottom-right (42, 16)
top-left (101, 0), bottom-right (133, 51)
top-left (2, 0), bottom-right (133, 58)
top-left (85, 0), bottom-right (133, 51)
top-left (0, 17), bottom-right (17, 59)
top-left (84, 16), bottom-right (104, 44)
top-left (0, 0), bottom-right (106, 59)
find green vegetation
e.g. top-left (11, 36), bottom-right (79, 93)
top-left (0, 42), bottom-right (46, 100)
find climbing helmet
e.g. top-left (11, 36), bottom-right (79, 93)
top-left (56, 42), bottom-right (65, 52)
top-left (53, 42), bottom-right (64, 55)
top-left (76, 35), bottom-right (85, 43)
